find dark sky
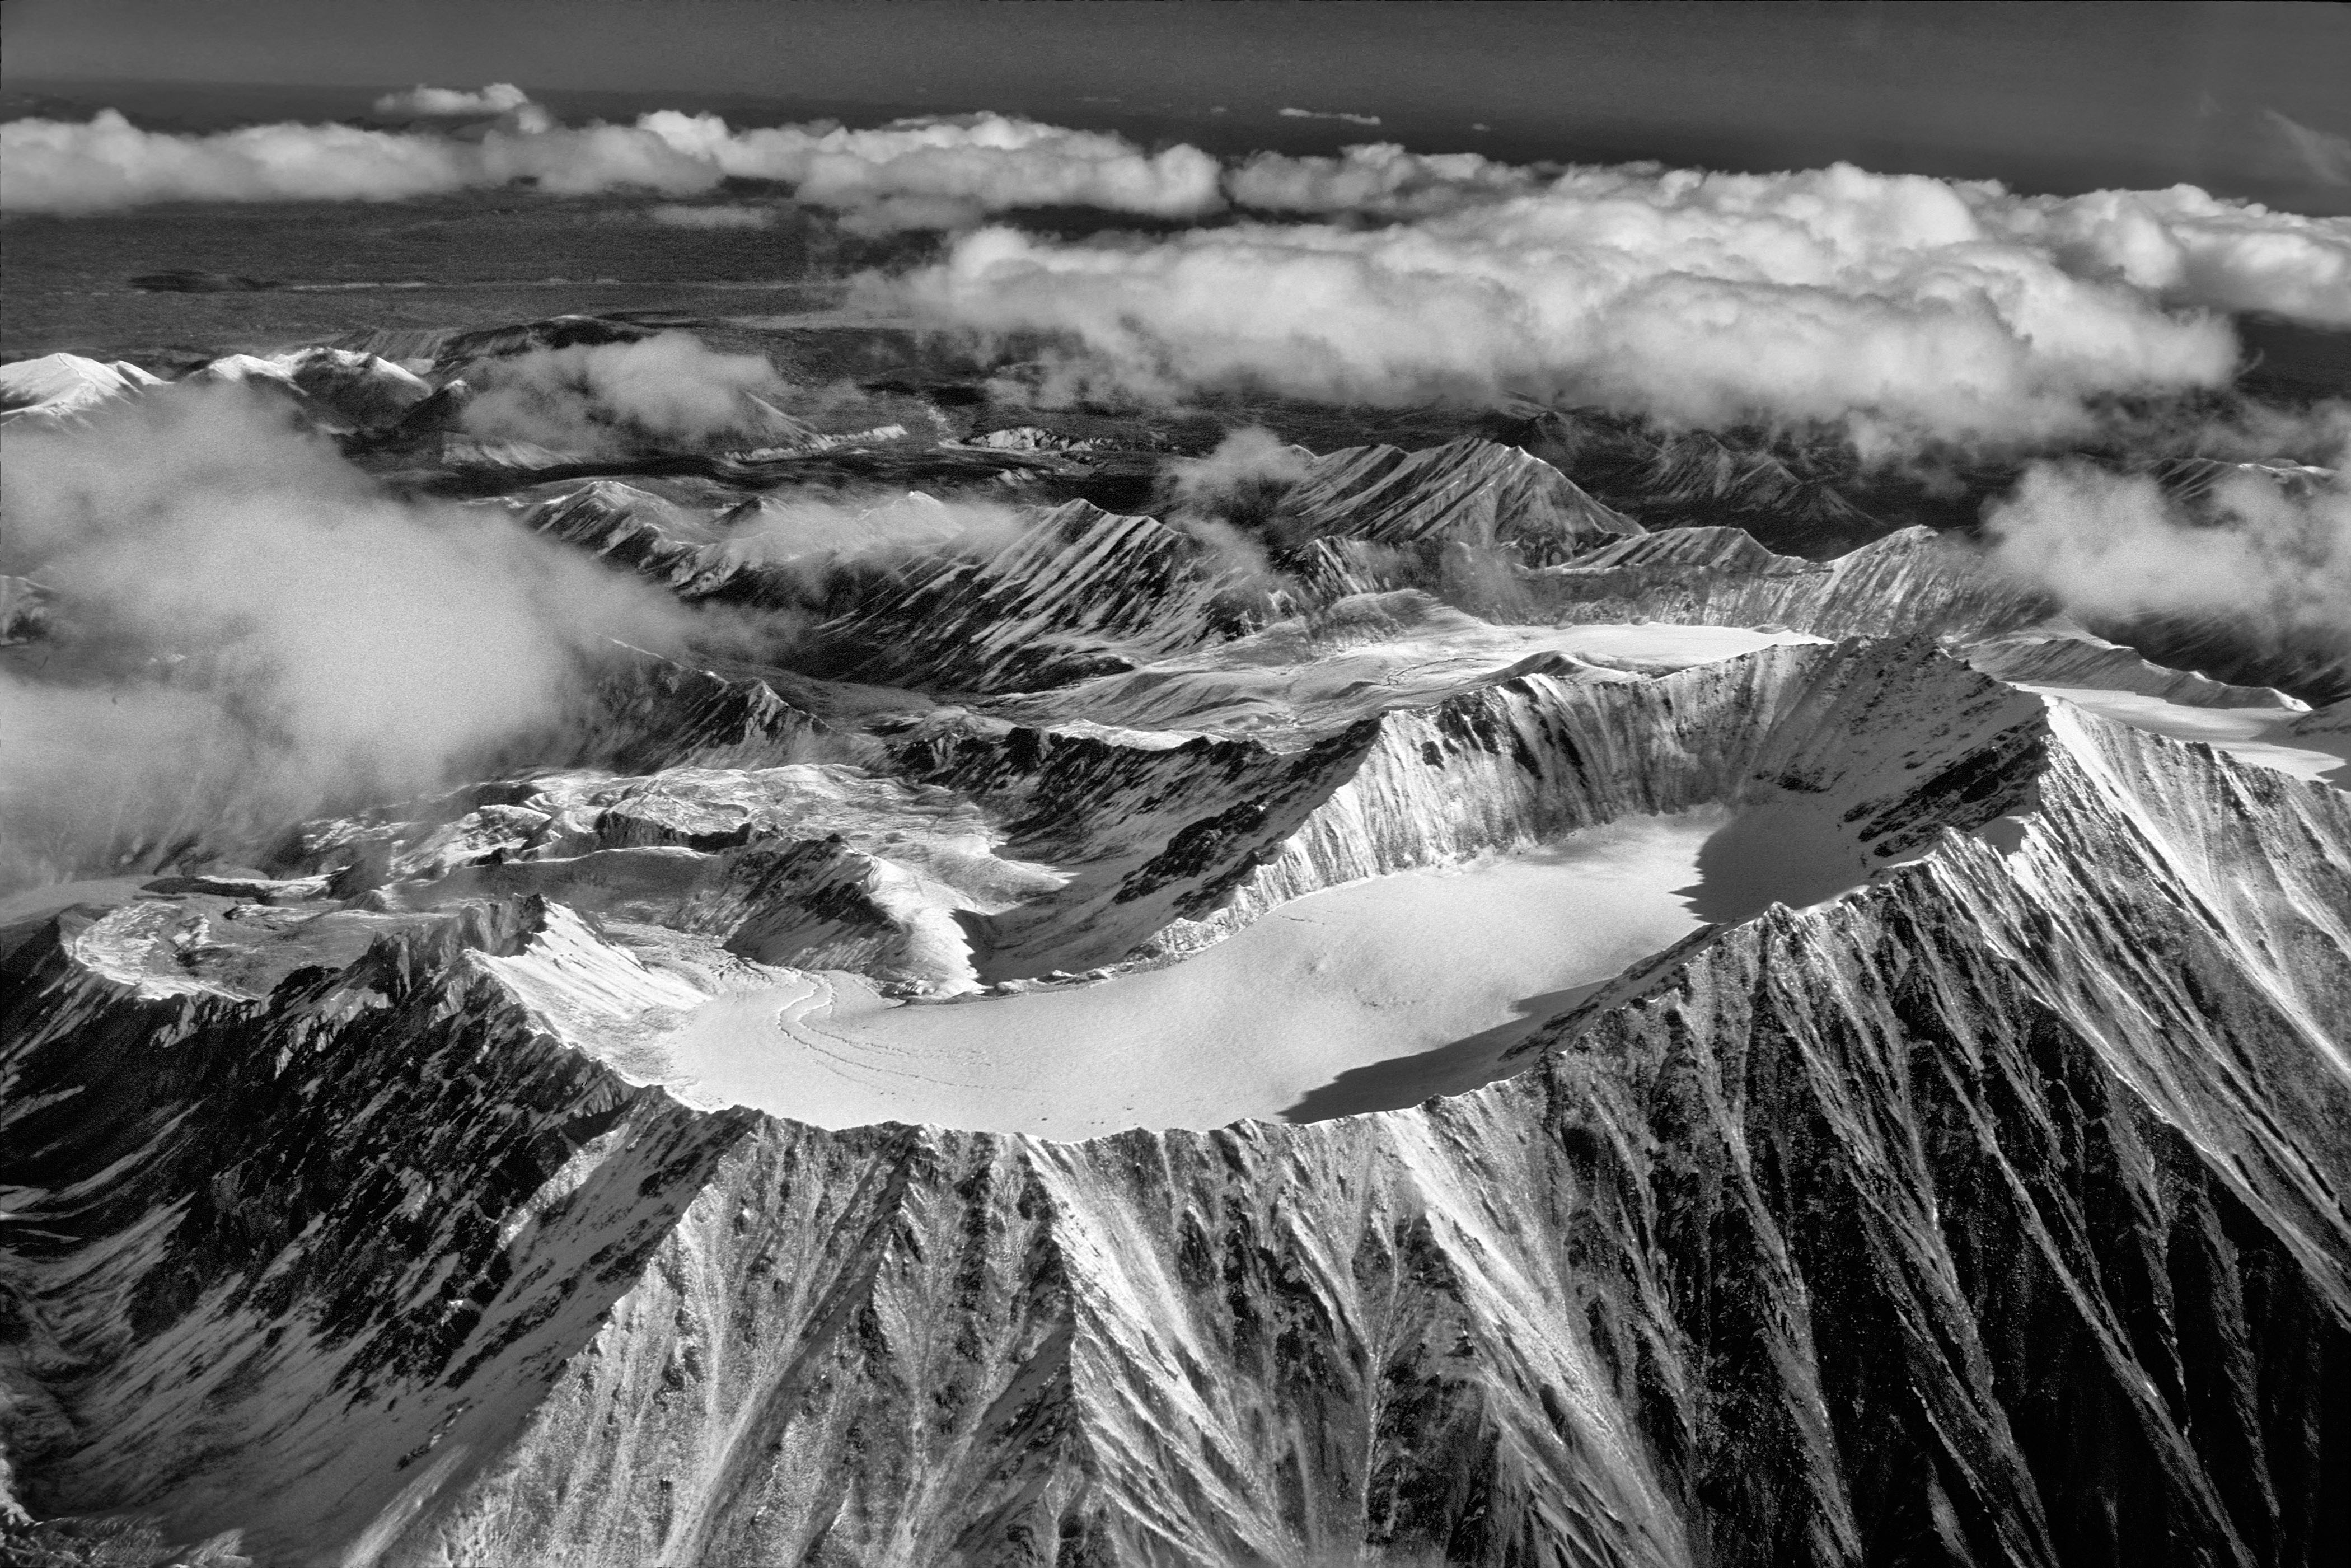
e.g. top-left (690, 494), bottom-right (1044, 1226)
top-left (7, 1), bottom-right (2349, 209)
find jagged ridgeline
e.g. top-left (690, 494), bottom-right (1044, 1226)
top-left (2, 330), bottom-right (2347, 1566)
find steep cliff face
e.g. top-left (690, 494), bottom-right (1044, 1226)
top-left (818, 501), bottom-right (1261, 694)
top-left (1282, 439), bottom-right (1644, 564)
top-left (1155, 638), bottom-right (2044, 957)
top-left (4, 643), bottom-right (2344, 1565)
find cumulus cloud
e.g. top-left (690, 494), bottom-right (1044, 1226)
top-left (1984, 459), bottom-right (2350, 648)
top-left (373, 82), bottom-right (534, 118)
top-left (0, 109), bottom-right (721, 213)
top-left (457, 332), bottom-right (794, 454)
top-left (1279, 108), bottom-right (1384, 129)
top-left (901, 166), bottom-right (2243, 443)
top-left (897, 160), bottom-right (2351, 444)
top-left (635, 111), bottom-right (1224, 231)
top-left (649, 202), bottom-right (778, 229)
top-left (0, 386), bottom-right (701, 888)
top-left (1983, 184), bottom-right (2351, 328)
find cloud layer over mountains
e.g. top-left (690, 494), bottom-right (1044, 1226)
top-left (635, 111), bottom-right (1223, 232)
top-left (910, 161), bottom-right (2349, 443)
top-left (0, 107), bottom-right (715, 210)
top-left (0, 101), bottom-right (1222, 230)
top-left (3, 93), bottom-right (2344, 447)
top-left (0, 387), bottom-right (697, 888)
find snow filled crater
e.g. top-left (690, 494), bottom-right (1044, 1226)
top-left (633, 802), bottom-right (1885, 1138)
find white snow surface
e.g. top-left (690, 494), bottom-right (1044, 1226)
top-left (2026, 685), bottom-right (2351, 785)
top-left (621, 804), bottom-right (1885, 1137)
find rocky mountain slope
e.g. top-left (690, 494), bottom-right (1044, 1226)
top-left (6, 652), bottom-right (2345, 1566)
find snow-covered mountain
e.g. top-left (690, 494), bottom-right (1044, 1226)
top-left (0, 353), bottom-right (163, 425)
top-left (2, 322), bottom-right (2346, 1566)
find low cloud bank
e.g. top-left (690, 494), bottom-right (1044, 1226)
top-left (1987, 184), bottom-right (2351, 329)
top-left (1985, 459), bottom-right (2350, 649)
top-left (372, 82), bottom-right (534, 118)
top-left (0, 387), bottom-right (700, 888)
top-left (457, 333), bottom-right (794, 454)
top-left (0, 108), bottom-right (1222, 228)
top-left (7, 103), bottom-right (2342, 446)
top-left (0, 109), bottom-right (721, 212)
top-left (1222, 148), bottom-right (2351, 329)
top-left (900, 160), bottom-right (2351, 444)
top-left (8, 105), bottom-right (2340, 343)
top-left (634, 111), bottom-right (1223, 232)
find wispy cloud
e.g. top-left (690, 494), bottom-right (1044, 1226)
top-left (457, 332), bottom-right (796, 454)
top-left (0, 385), bottom-right (701, 887)
top-left (2265, 109), bottom-right (2351, 186)
top-left (1985, 458), bottom-right (2350, 649)
top-left (1278, 107), bottom-right (1384, 128)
